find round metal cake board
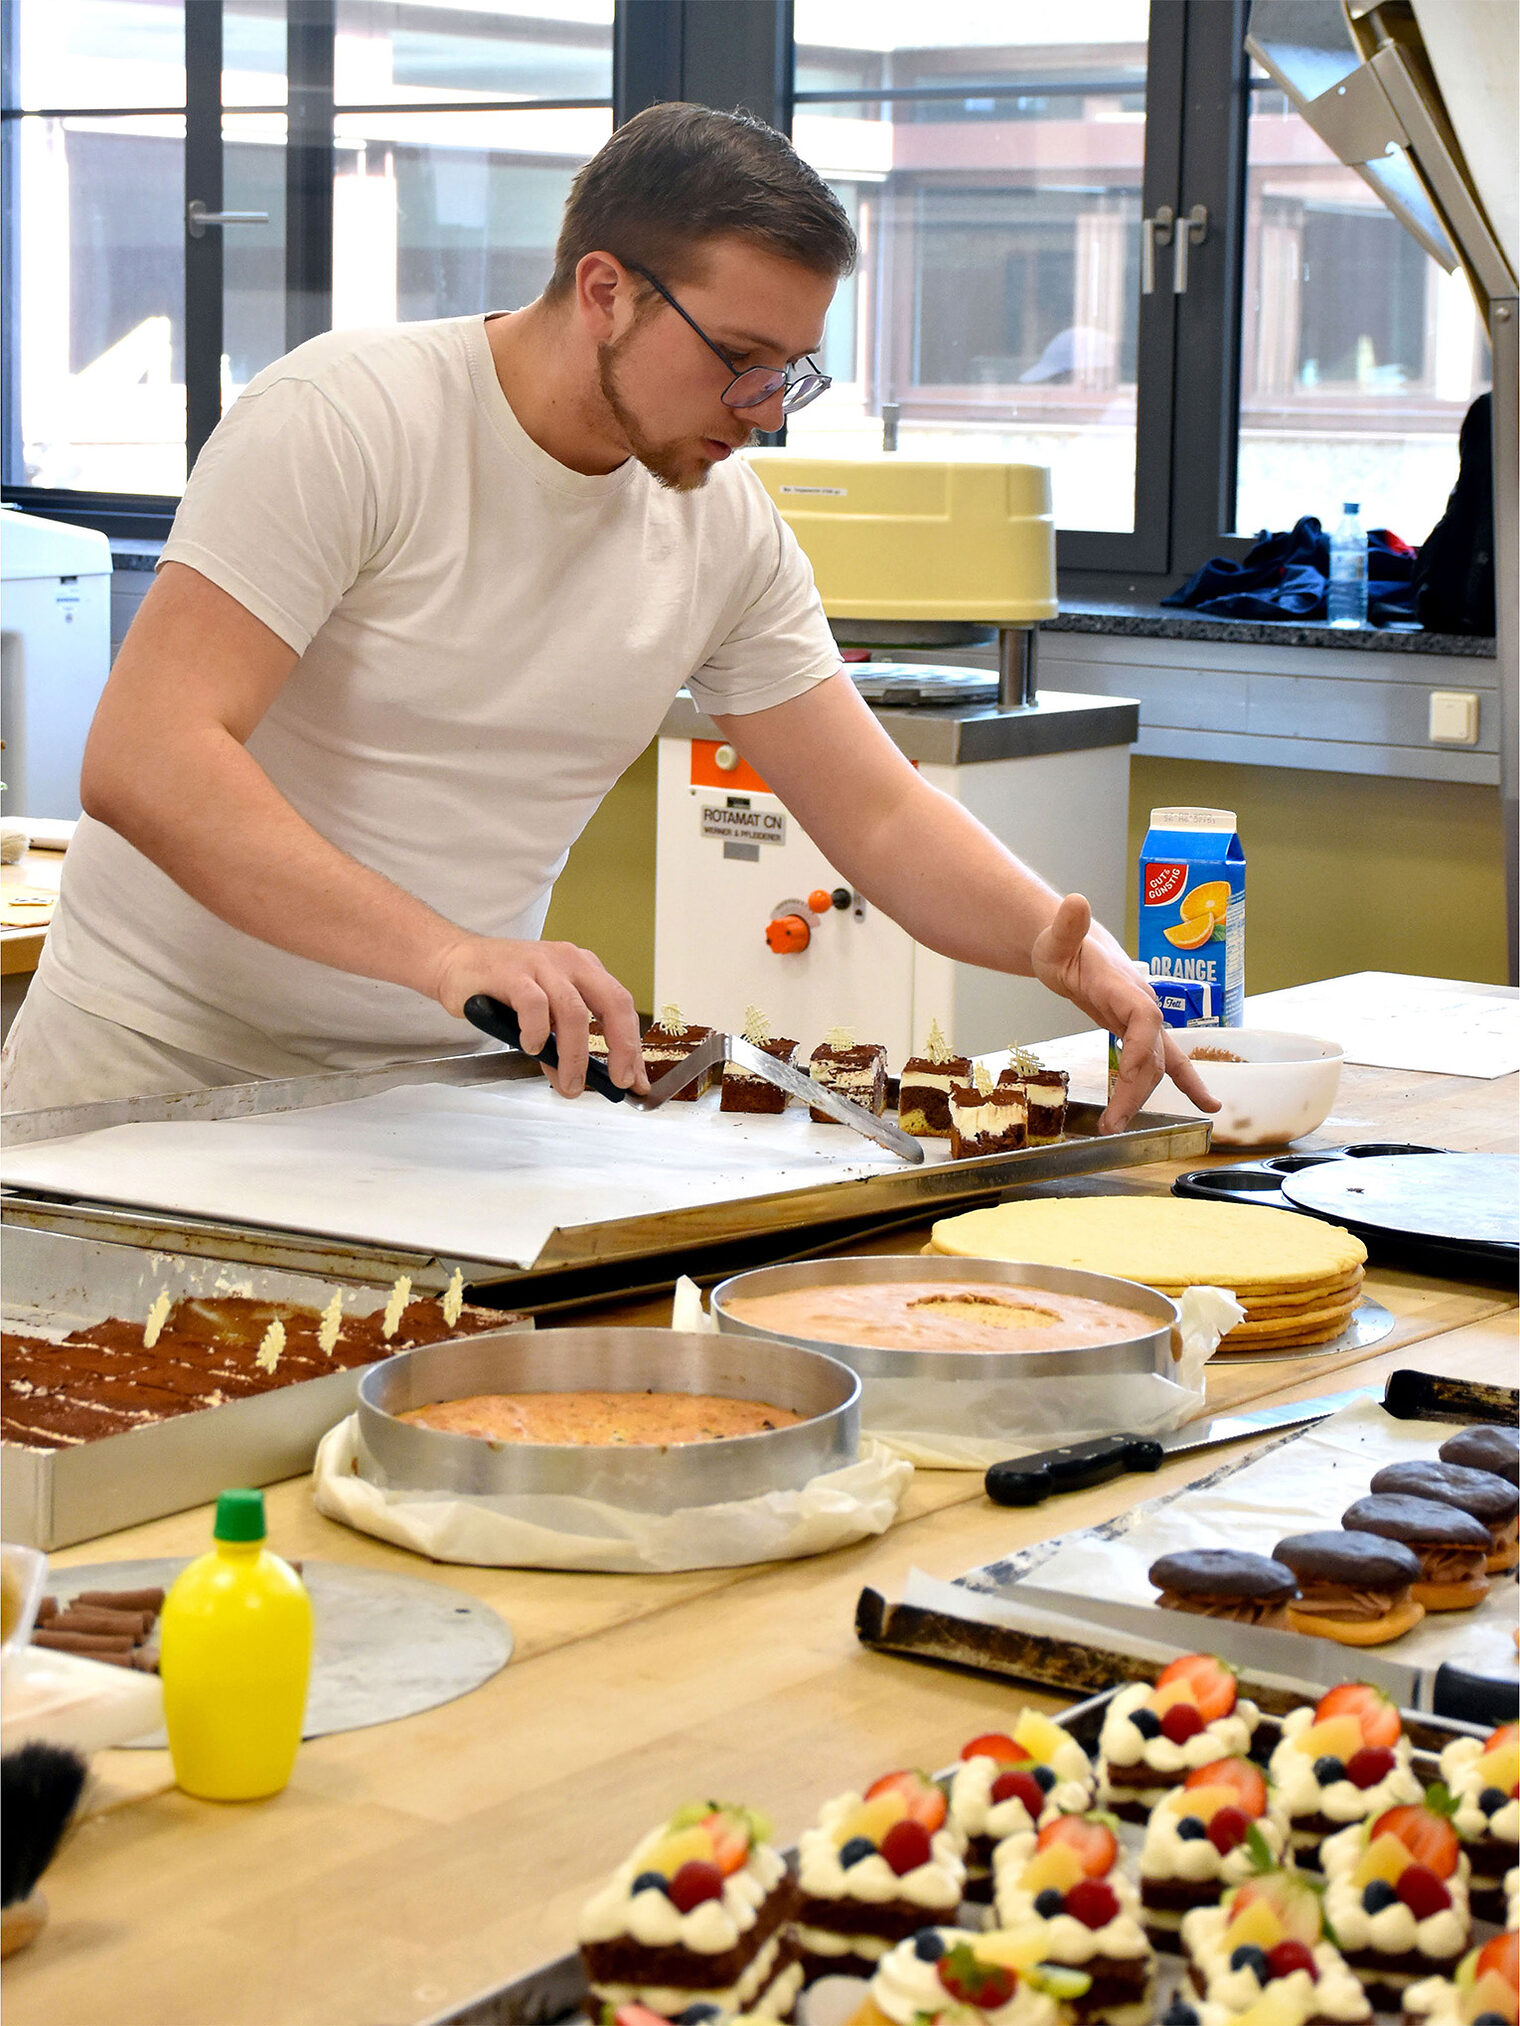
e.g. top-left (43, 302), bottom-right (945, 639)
top-left (47, 1558), bottom-right (512, 1747)
top-left (1208, 1296), bottom-right (1395, 1365)
top-left (1282, 1152), bottom-right (1519, 1252)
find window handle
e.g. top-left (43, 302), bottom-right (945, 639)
top-left (1140, 205), bottom-right (1175, 296)
top-left (1173, 203), bottom-right (1209, 294)
top-left (187, 199), bottom-right (271, 239)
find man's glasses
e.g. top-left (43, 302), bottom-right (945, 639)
top-left (628, 264), bottom-right (831, 416)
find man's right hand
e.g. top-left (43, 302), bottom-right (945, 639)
top-left (432, 935), bottom-right (648, 1099)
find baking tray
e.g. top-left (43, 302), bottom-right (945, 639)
top-left (357, 1328), bottom-right (861, 1514)
top-left (0, 1224), bottom-right (532, 1550)
top-left (414, 1685), bottom-right (1483, 2026)
top-left (1, 1049), bottom-right (1214, 1305)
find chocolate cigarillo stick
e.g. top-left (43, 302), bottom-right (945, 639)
top-left (49, 1608), bottom-right (152, 1638)
top-left (31, 1629), bottom-right (137, 1656)
top-left (73, 1588), bottom-right (165, 1613)
top-left (35, 1595), bottom-right (59, 1623)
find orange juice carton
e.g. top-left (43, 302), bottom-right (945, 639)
top-left (1138, 806), bottom-right (1245, 1026)
top-left (1108, 972), bottom-right (1217, 1093)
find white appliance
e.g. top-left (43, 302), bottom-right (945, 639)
top-left (653, 698), bottom-right (1134, 1064)
top-left (0, 510), bottom-right (113, 818)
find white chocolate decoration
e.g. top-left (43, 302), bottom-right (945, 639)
top-left (742, 1004), bottom-right (772, 1046)
top-left (255, 1318), bottom-right (285, 1374)
top-left (382, 1275), bottom-right (412, 1339)
top-left (441, 1269), bottom-right (464, 1329)
top-left (655, 1004), bottom-right (686, 1035)
top-left (143, 1292), bottom-right (172, 1349)
top-left (318, 1291), bottom-right (343, 1355)
top-left (972, 1060), bottom-right (996, 1097)
top-left (823, 1024), bottom-right (856, 1052)
top-left (923, 1018), bottom-right (950, 1063)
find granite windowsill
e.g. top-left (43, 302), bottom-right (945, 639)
top-left (1047, 598), bottom-right (1495, 658)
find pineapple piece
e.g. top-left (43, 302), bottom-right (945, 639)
top-left (1351, 1830), bottom-right (1413, 1890)
top-left (1153, 1678), bottom-right (1202, 1715)
top-left (1178, 1784), bottom-right (1236, 1822)
top-left (974, 1925), bottom-right (1053, 1971)
top-left (1293, 1716), bottom-right (1364, 1761)
top-left (645, 1826), bottom-right (719, 1876)
top-left (1017, 1844), bottom-right (1087, 1895)
top-left (1012, 1708), bottom-right (1075, 1764)
top-left (1476, 1739), bottom-right (1520, 1796)
top-left (1233, 1985), bottom-right (1310, 2026)
top-left (833, 1793), bottom-right (907, 1847)
top-left (1223, 1898), bottom-right (1287, 1953)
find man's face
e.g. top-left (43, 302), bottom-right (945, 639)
top-left (595, 237), bottom-right (835, 492)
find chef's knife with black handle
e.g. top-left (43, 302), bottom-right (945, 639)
top-left (984, 1387), bottom-right (1377, 1507)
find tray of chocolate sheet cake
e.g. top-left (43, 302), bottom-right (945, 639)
top-left (1, 1224), bottom-right (528, 1549)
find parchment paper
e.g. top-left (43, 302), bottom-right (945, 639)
top-left (2, 1079), bottom-right (931, 1269)
top-left (1015, 1397), bottom-right (1520, 1676)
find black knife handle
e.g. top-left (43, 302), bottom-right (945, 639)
top-left (985, 1435), bottom-right (1166, 1507)
top-left (1431, 1663), bottom-right (1520, 1729)
top-left (463, 993), bottom-right (625, 1102)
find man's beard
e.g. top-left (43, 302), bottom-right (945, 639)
top-left (597, 336), bottom-right (751, 493)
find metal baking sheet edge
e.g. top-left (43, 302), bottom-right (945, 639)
top-left (1, 1050), bottom-right (1214, 1293)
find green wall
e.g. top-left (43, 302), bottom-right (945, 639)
top-left (541, 743), bottom-right (1510, 1017)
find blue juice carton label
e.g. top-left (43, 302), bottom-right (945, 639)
top-left (1108, 974), bottom-right (1216, 1091)
top-left (1137, 805), bottom-right (1246, 1027)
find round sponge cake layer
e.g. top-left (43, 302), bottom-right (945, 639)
top-left (928, 1195), bottom-right (1365, 1294)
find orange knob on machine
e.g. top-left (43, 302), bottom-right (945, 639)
top-left (765, 913), bottom-right (811, 955)
top-left (806, 889), bottom-right (833, 915)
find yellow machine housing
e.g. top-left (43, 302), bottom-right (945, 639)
top-left (744, 451), bottom-right (1057, 624)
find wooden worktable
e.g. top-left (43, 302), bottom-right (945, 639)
top-left (6, 1042), bottom-right (1516, 2026)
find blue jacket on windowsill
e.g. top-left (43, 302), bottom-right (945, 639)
top-left (1162, 516), bottom-right (1420, 626)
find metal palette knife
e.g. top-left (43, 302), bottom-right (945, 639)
top-left (463, 995), bottom-right (925, 1164)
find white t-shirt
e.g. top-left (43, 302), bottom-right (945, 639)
top-left (41, 316), bottom-right (840, 1072)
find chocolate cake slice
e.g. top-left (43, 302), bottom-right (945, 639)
top-left (807, 1030), bottom-right (887, 1122)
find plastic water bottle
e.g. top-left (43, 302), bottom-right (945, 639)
top-left (1327, 502), bottom-right (1368, 628)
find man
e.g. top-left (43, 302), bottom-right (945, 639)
top-left (2, 104), bottom-right (1215, 1133)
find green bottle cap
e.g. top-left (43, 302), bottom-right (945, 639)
top-left (213, 1488), bottom-right (267, 1542)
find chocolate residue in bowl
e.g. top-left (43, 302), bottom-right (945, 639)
top-left (1189, 1046), bottom-right (1246, 1063)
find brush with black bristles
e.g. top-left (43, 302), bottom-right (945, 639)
top-left (1, 1741), bottom-right (89, 1958)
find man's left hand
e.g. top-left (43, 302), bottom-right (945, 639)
top-left (1032, 893), bottom-right (1222, 1133)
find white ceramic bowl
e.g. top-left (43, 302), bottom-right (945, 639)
top-left (1152, 1029), bottom-right (1344, 1149)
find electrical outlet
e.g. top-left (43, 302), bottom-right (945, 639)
top-left (1428, 690), bottom-right (1479, 745)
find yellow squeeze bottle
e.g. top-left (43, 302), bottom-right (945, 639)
top-left (159, 1488), bottom-right (313, 1800)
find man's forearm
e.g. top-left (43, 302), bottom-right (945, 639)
top-left (85, 720), bottom-right (463, 1001)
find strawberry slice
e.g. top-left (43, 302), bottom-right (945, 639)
top-left (1371, 1802), bottom-right (1460, 1881)
top-left (960, 1731), bottom-right (1030, 1764)
top-left (1184, 1756), bottom-right (1268, 1818)
top-left (865, 1768), bottom-right (948, 1833)
top-left (1036, 1814), bottom-right (1119, 1879)
top-left (1157, 1653), bottom-right (1238, 1722)
top-left (937, 1941), bottom-right (1016, 2009)
top-left (1485, 1720), bottom-right (1519, 1754)
top-left (1314, 1682), bottom-right (1401, 1749)
top-left (613, 2006), bottom-right (672, 2026)
top-left (1476, 1930), bottom-right (1519, 1986)
top-left (696, 1807), bottom-right (752, 1876)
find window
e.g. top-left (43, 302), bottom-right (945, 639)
top-left (1, 0), bottom-right (613, 509)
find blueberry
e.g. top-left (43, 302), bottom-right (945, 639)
top-left (678, 2010), bottom-right (721, 2025)
top-left (1362, 1879), bottom-right (1399, 1914)
top-left (1161, 2005), bottom-right (1200, 2026)
top-left (1313, 1755), bottom-right (1346, 1786)
top-left (1032, 1764), bottom-right (1057, 1793)
top-left (1479, 1785), bottom-right (1508, 1818)
top-left (1474, 2014), bottom-right (1509, 2026)
top-left (1034, 1888), bottom-right (1065, 1917)
top-left (839, 1835), bottom-right (876, 1868)
top-left (1176, 1815), bottom-right (1209, 1841)
top-left (631, 1869), bottom-right (668, 1896)
top-left (913, 1929), bottom-right (947, 1961)
top-left (1229, 1944), bottom-right (1270, 1982)
top-left (1130, 1708), bottom-right (1162, 1739)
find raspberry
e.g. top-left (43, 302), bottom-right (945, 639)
top-left (880, 1818), bottom-right (933, 1877)
top-left (1207, 1806), bottom-right (1251, 1855)
top-left (667, 1860), bottom-right (724, 1912)
top-left (1346, 1746), bottom-right (1397, 1790)
top-left (1396, 1865), bottom-right (1452, 1920)
top-left (990, 1768), bottom-right (1047, 1818)
top-left (1064, 1879), bottom-right (1121, 1930)
top-left (1161, 1703), bottom-right (1206, 1745)
top-left (1266, 1941), bottom-right (1318, 1983)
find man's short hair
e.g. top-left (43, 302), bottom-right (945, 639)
top-left (547, 102), bottom-right (856, 301)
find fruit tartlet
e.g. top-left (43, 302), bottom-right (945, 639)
top-left (794, 1770), bottom-right (966, 1982)
top-left (1097, 1657), bottom-right (1260, 1820)
top-left (1401, 1930), bottom-right (1519, 2026)
top-left (846, 1926), bottom-right (1087, 2026)
top-left (1180, 1869), bottom-right (1372, 2025)
top-left (1267, 1684), bottom-right (1423, 1868)
top-left (949, 1710), bottom-right (1096, 1899)
top-left (1138, 1757), bottom-right (1289, 1944)
top-left (577, 1804), bottom-right (801, 2018)
top-left (1320, 1797), bottom-right (1472, 2009)
top-left (991, 1816), bottom-right (1155, 2026)
top-left (1439, 1721), bottom-right (1519, 1924)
